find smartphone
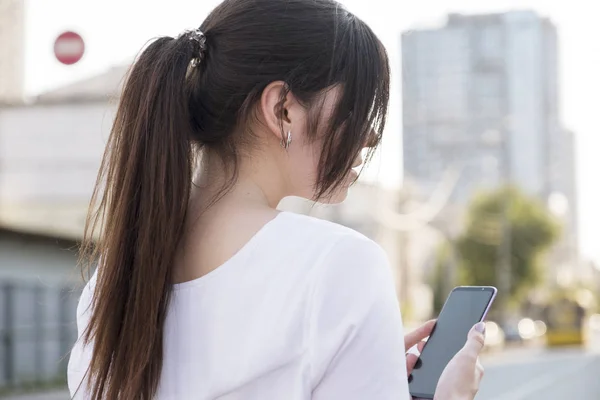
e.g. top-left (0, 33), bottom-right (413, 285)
top-left (409, 286), bottom-right (497, 399)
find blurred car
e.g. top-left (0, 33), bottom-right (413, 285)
top-left (500, 318), bottom-right (546, 345)
top-left (484, 321), bottom-right (505, 351)
top-left (589, 314), bottom-right (600, 332)
top-left (543, 298), bottom-right (586, 347)
top-left (501, 321), bottom-right (523, 343)
top-left (586, 314), bottom-right (600, 350)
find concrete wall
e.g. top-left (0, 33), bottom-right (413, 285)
top-left (0, 101), bottom-right (114, 238)
top-left (0, 0), bottom-right (25, 101)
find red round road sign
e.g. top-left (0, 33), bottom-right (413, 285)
top-left (54, 31), bottom-right (85, 65)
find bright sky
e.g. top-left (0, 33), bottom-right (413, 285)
top-left (24, 0), bottom-right (599, 263)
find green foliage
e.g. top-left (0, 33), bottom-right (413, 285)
top-left (456, 186), bottom-right (560, 302)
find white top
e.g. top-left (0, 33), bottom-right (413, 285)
top-left (68, 212), bottom-right (409, 399)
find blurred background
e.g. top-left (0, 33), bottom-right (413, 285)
top-left (0, 0), bottom-right (599, 399)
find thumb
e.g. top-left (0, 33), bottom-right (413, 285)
top-left (462, 322), bottom-right (486, 356)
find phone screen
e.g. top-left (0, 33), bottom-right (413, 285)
top-left (409, 287), bottom-right (496, 399)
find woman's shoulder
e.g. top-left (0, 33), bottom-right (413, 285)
top-left (288, 213), bottom-right (404, 395)
top-left (274, 211), bottom-right (391, 284)
top-left (277, 211), bottom-right (377, 247)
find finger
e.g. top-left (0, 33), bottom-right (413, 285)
top-left (417, 340), bottom-right (427, 353)
top-left (404, 320), bottom-right (436, 350)
top-left (461, 322), bottom-right (486, 357)
top-left (476, 358), bottom-right (485, 379)
top-left (476, 358), bottom-right (484, 370)
top-left (406, 353), bottom-right (419, 376)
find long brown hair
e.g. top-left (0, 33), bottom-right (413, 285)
top-left (79, 0), bottom-right (390, 398)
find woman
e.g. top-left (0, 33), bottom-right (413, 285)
top-left (68, 0), bottom-right (486, 398)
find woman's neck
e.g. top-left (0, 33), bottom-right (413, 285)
top-left (192, 150), bottom-right (287, 212)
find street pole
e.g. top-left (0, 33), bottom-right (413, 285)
top-left (497, 120), bottom-right (512, 327)
top-left (429, 220), bottom-right (458, 298)
top-left (497, 200), bottom-right (511, 325)
top-left (398, 231), bottom-right (411, 318)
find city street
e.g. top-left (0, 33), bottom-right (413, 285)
top-left (478, 347), bottom-right (600, 399)
top-left (2, 348), bottom-right (599, 399)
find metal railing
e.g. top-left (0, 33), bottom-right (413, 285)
top-left (0, 282), bottom-right (80, 390)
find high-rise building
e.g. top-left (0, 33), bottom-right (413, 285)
top-left (402, 11), bottom-right (570, 201)
top-left (402, 10), bottom-right (579, 274)
top-left (0, 0), bottom-right (25, 102)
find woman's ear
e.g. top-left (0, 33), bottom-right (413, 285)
top-left (260, 81), bottom-right (302, 144)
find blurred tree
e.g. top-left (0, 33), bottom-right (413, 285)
top-left (456, 186), bottom-right (560, 305)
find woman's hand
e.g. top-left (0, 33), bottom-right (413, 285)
top-left (404, 320), bottom-right (436, 376)
top-left (434, 322), bottom-right (486, 400)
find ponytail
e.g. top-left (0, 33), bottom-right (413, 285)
top-left (80, 35), bottom-right (198, 399)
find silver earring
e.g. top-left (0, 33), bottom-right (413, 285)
top-left (281, 130), bottom-right (292, 149)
